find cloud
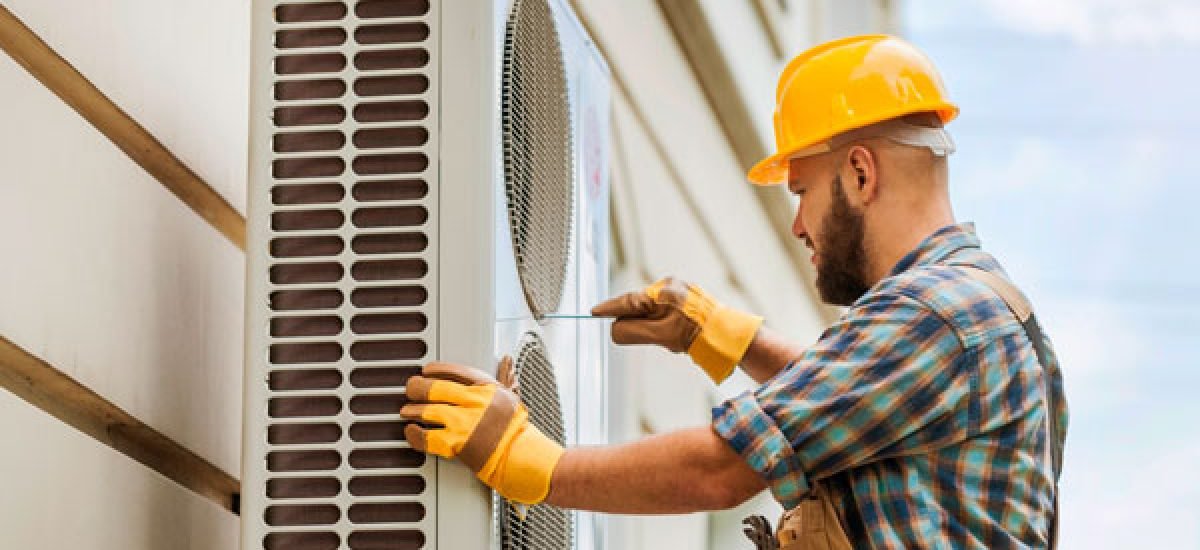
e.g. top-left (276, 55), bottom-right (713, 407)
top-left (980, 0), bottom-right (1200, 45)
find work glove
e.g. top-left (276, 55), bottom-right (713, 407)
top-left (591, 276), bottom-right (763, 383)
top-left (400, 358), bottom-right (563, 505)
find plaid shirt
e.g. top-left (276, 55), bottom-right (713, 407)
top-left (713, 223), bottom-right (1068, 549)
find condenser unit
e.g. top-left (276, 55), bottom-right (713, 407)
top-left (241, 1), bottom-right (611, 549)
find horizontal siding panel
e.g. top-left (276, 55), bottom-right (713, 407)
top-left (0, 391), bottom-right (237, 549)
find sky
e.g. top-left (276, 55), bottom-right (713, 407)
top-left (902, 1), bottom-right (1200, 547)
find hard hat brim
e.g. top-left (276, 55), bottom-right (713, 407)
top-left (746, 150), bottom-right (793, 187)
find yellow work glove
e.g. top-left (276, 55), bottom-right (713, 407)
top-left (400, 359), bottom-right (564, 505)
top-left (591, 276), bottom-right (763, 383)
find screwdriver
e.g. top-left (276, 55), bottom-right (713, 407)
top-left (540, 314), bottom-right (612, 320)
top-left (497, 314), bottom-right (615, 322)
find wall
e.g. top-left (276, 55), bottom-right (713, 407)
top-left (0, 1), bottom-right (248, 547)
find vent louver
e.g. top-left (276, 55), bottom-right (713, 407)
top-left (502, 0), bottom-right (575, 318)
top-left (245, 1), bottom-right (439, 548)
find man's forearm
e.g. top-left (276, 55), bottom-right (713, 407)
top-left (739, 325), bottom-right (807, 383)
top-left (544, 426), bottom-right (766, 514)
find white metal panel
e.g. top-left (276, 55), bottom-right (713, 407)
top-left (492, 2), bottom-right (611, 548)
top-left (437, 0), bottom-right (503, 547)
top-left (556, 5), bottom-right (611, 546)
top-left (243, 1), bottom-right (440, 548)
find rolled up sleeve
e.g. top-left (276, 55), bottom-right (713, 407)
top-left (713, 392), bottom-right (811, 507)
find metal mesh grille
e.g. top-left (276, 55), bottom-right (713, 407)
top-left (502, 0), bottom-right (575, 318)
top-left (500, 332), bottom-right (573, 549)
top-left (246, 1), bottom-right (438, 548)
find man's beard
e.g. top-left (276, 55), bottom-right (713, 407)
top-left (814, 174), bottom-right (870, 306)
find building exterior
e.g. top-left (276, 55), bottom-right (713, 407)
top-left (0, 1), bottom-right (894, 548)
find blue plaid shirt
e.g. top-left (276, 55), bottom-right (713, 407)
top-left (713, 223), bottom-right (1067, 549)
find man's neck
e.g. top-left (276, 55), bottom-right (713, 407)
top-left (864, 208), bottom-right (956, 286)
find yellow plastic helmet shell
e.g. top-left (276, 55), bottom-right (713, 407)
top-left (747, 34), bottom-right (959, 185)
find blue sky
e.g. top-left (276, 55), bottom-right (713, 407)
top-left (902, 1), bottom-right (1200, 547)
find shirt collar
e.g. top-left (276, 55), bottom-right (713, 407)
top-left (888, 222), bottom-right (981, 276)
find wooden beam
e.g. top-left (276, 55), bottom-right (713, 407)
top-left (0, 335), bottom-right (239, 514)
top-left (655, 0), bottom-right (839, 323)
top-left (0, 5), bottom-right (246, 251)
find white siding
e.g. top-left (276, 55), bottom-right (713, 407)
top-left (0, 390), bottom-right (238, 549)
top-left (0, 46), bottom-right (244, 477)
top-left (1, 0), bottom-right (250, 212)
top-left (0, 1), bottom-right (247, 545)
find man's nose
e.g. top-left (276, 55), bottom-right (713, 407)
top-left (791, 207), bottom-right (807, 242)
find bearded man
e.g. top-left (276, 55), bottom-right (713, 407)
top-left (401, 35), bottom-right (1067, 549)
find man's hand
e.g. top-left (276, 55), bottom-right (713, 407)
top-left (591, 276), bottom-right (763, 383)
top-left (400, 359), bottom-right (563, 505)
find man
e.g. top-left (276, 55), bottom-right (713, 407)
top-left (400, 35), bottom-right (1067, 548)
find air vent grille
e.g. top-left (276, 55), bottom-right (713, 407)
top-left (500, 332), bottom-right (573, 549)
top-left (245, 1), bottom-right (438, 548)
top-left (502, 0), bottom-right (575, 318)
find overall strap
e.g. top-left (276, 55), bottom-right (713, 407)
top-left (956, 266), bottom-right (1059, 549)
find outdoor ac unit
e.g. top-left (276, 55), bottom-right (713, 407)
top-left (242, 1), bottom-right (611, 549)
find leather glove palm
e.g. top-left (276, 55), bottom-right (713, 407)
top-left (401, 359), bottom-right (563, 505)
top-left (591, 276), bottom-right (763, 383)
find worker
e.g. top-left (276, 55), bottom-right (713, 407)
top-left (400, 34), bottom-right (1067, 549)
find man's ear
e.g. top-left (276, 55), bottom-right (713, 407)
top-left (845, 145), bottom-right (878, 204)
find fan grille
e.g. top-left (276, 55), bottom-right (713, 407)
top-left (500, 332), bottom-right (573, 549)
top-left (502, 0), bottom-right (575, 318)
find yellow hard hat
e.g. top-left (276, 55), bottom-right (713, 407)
top-left (747, 34), bottom-right (959, 185)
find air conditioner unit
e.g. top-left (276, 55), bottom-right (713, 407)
top-left (241, 1), bottom-right (611, 549)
